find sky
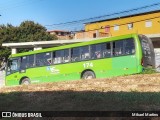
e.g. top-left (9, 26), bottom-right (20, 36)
top-left (0, 0), bottom-right (160, 30)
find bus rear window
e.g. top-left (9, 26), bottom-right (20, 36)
top-left (139, 35), bottom-right (151, 57)
top-left (139, 35), bottom-right (155, 67)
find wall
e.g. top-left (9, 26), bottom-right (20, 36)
top-left (83, 11), bottom-right (160, 38)
top-left (155, 48), bottom-right (160, 72)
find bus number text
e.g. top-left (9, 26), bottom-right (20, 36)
top-left (83, 62), bottom-right (93, 68)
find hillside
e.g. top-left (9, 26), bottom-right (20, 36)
top-left (0, 73), bottom-right (160, 112)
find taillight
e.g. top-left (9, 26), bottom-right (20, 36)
top-left (141, 57), bottom-right (144, 66)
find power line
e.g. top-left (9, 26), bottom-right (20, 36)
top-left (46, 2), bottom-right (160, 31)
top-left (82, 16), bottom-right (160, 33)
top-left (53, 2), bottom-right (160, 25)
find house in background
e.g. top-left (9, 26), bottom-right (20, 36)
top-left (75, 10), bottom-right (160, 48)
top-left (47, 30), bottom-right (73, 40)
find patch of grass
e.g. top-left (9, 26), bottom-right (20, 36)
top-left (129, 88), bottom-right (138, 92)
top-left (142, 68), bottom-right (157, 74)
top-left (0, 92), bottom-right (26, 111)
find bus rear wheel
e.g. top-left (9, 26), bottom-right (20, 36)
top-left (20, 78), bottom-right (30, 85)
top-left (82, 71), bottom-right (96, 80)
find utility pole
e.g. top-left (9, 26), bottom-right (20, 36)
top-left (0, 15), bottom-right (2, 30)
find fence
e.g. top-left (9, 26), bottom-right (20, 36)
top-left (155, 51), bottom-right (160, 72)
top-left (0, 71), bottom-right (5, 87)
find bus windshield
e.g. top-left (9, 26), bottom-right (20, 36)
top-left (7, 58), bottom-right (19, 75)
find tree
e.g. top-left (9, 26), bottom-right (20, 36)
top-left (18, 21), bottom-right (57, 42)
top-left (0, 24), bottom-right (15, 59)
top-left (0, 21), bottom-right (57, 59)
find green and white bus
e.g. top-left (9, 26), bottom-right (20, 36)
top-left (5, 33), bottom-right (155, 86)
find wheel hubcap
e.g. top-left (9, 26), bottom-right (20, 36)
top-left (85, 75), bottom-right (93, 79)
top-left (23, 81), bottom-right (29, 85)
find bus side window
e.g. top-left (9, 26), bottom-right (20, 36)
top-left (102, 42), bottom-right (111, 58)
top-left (91, 45), bottom-right (96, 59)
top-left (91, 44), bottom-right (102, 59)
top-left (52, 52), bottom-right (56, 64)
top-left (20, 55), bottom-right (35, 69)
top-left (124, 38), bottom-right (135, 55)
top-left (28, 55), bottom-right (34, 68)
top-left (45, 52), bottom-right (52, 65)
top-left (80, 46), bottom-right (90, 60)
top-left (63, 49), bottom-right (70, 63)
top-left (53, 49), bottom-right (70, 64)
top-left (113, 40), bottom-right (124, 56)
top-left (21, 56), bottom-right (27, 69)
top-left (36, 52), bottom-right (51, 66)
top-left (71, 47), bottom-right (80, 62)
top-left (53, 51), bottom-right (62, 64)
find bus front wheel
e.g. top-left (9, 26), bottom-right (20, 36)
top-left (82, 71), bottom-right (96, 80)
top-left (20, 78), bottom-right (30, 85)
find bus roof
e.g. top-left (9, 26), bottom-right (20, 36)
top-left (10, 33), bottom-right (138, 58)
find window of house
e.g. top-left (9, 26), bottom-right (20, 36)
top-left (105, 25), bottom-right (110, 33)
top-left (114, 24), bottom-right (119, 31)
top-left (93, 33), bottom-right (96, 38)
top-left (145, 20), bottom-right (152, 27)
top-left (128, 23), bottom-right (133, 30)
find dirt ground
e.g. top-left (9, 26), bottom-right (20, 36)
top-left (1, 73), bottom-right (160, 93)
top-left (1, 73), bottom-right (160, 119)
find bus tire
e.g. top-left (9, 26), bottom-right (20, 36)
top-left (20, 78), bottom-right (30, 85)
top-left (82, 71), bottom-right (96, 80)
